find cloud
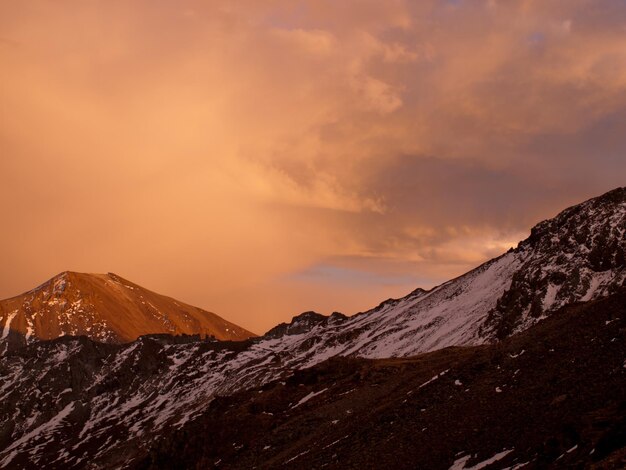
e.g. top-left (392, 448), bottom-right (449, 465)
top-left (271, 28), bottom-right (336, 55)
top-left (1, 0), bottom-right (625, 333)
top-left (353, 76), bottom-right (403, 114)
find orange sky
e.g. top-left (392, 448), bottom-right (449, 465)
top-left (1, 0), bottom-right (625, 334)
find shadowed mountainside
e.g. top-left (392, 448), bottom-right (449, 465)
top-left (137, 289), bottom-right (626, 469)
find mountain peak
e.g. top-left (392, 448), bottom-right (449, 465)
top-left (483, 186), bottom-right (626, 339)
top-left (525, 186), bottom-right (625, 248)
top-left (0, 272), bottom-right (255, 350)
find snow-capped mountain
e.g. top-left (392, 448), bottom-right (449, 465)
top-left (0, 272), bottom-right (255, 352)
top-left (253, 186), bottom-right (625, 362)
top-left (0, 187), bottom-right (624, 468)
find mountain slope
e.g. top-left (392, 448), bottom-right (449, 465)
top-left (137, 289), bottom-right (626, 470)
top-left (0, 272), bottom-right (255, 349)
top-left (483, 186), bottom-right (626, 339)
top-left (232, 186), bottom-right (626, 364)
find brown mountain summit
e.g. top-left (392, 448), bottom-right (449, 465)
top-left (0, 272), bottom-right (255, 349)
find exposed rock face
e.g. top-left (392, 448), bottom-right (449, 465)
top-left (0, 187), bottom-right (624, 468)
top-left (0, 272), bottom-right (255, 351)
top-left (483, 186), bottom-right (626, 339)
top-left (264, 311), bottom-right (347, 339)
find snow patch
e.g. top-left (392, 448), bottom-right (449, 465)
top-left (449, 449), bottom-right (514, 470)
top-left (291, 388), bottom-right (328, 409)
top-left (418, 369), bottom-right (449, 390)
top-left (543, 284), bottom-right (560, 310)
top-left (1, 310), bottom-right (18, 340)
top-left (0, 402), bottom-right (75, 467)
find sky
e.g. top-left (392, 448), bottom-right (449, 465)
top-left (1, 0), bottom-right (625, 334)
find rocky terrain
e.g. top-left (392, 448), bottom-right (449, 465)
top-left (483, 187), bottom-right (626, 339)
top-left (0, 271), bottom-right (255, 351)
top-left (0, 187), bottom-right (624, 468)
top-left (137, 289), bottom-right (626, 469)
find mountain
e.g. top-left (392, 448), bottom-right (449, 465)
top-left (0, 187), bottom-right (624, 468)
top-left (137, 289), bottom-right (626, 470)
top-left (0, 272), bottom-right (255, 351)
top-left (1, 291), bottom-right (624, 469)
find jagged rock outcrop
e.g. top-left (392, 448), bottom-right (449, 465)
top-left (264, 311), bottom-right (347, 339)
top-left (483, 186), bottom-right (626, 339)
